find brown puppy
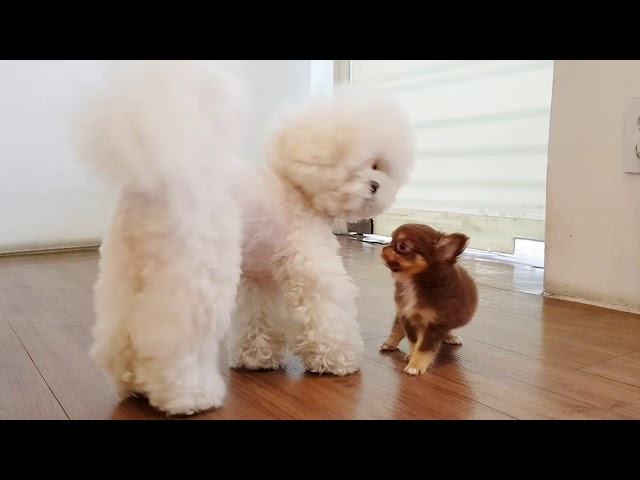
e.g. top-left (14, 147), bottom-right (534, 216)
top-left (379, 223), bottom-right (478, 375)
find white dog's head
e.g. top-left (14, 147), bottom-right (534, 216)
top-left (265, 86), bottom-right (415, 222)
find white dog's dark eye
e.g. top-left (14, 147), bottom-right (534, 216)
top-left (372, 163), bottom-right (378, 170)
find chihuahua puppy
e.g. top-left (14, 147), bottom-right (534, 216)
top-left (379, 223), bottom-right (478, 375)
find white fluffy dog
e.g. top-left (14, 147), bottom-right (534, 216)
top-left (228, 86), bottom-right (415, 376)
top-left (73, 60), bottom-right (414, 416)
top-left (72, 60), bottom-right (250, 416)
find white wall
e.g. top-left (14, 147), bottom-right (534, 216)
top-left (243, 61), bottom-right (312, 164)
top-left (0, 60), bottom-right (115, 254)
top-left (545, 60), bottom-right (640, 313)
top-left (0, 60), bottom-right (317, 254)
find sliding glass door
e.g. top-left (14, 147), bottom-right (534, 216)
top-left (347, 60), bottom-right (554, 257)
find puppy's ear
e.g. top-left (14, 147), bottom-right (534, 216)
top-left (436, 233), bottom-right (469, 264)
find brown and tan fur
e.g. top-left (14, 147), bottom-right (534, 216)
top-left (379, 223), bottom-right (478, 375)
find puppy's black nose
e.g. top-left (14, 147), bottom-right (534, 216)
top-left (370, 181), bottom-right (380, 194)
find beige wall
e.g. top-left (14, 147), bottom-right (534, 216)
top-left (545, 61), bottom-right (640, 313)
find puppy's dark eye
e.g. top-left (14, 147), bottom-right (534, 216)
top-left (396, 241), bottom-right (409, 254)
top-left (372, 163), bottom-right (378, 171)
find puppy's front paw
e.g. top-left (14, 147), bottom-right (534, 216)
top-left (404, 365), bottom-right (423, 376)
top-left (403, 350), bottom-right (436, 376)
top-left (404, 362), bottom-right (428, 376)
top-left (444, 334), bottom-right (463, 345)
top-left (380, 342), bottom-right (398, 352)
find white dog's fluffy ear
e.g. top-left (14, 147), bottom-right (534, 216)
top-left (268, 118), bottom-right (347, 168)
top-left (264, 85), bottom-right (366, 166)
top-left (265, 95), bottom-right (348, 173)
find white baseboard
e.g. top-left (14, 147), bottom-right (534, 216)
top-left (349, 233), bottom-right (544, 269)
top-left (332, 219), bottom-right (349, 234)
top-left (543, 291), bottom-right (640, 315)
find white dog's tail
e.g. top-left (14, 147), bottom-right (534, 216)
top-left (71, 60), bottom-right (250, 196)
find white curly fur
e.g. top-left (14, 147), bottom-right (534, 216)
top-left (71, 60), bottom-right (250, 416)
top-left (228, 85), bottom-right (415, 376)
top-left (74, 61), bottom-right (415, 415)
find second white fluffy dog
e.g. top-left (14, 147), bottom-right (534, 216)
top-left (228, 86), bottom-right (415, 376)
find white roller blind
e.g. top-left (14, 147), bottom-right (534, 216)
top-left (349, 60), bottom-right (554, 254)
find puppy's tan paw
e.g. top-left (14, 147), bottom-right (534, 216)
top-left (380, 342), bottom-right (398, 352)
top-left (403, 350), bottom-right (436, 376)
top-left (444, 334), bottom-right (463, 345)
top-left (404, 364), bottom-right (426, 376)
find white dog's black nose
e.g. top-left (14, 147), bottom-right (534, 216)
top-left (370, 181), bottom-right (380, 194)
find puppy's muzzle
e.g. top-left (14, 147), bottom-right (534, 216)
top-left (370, 181), bottom-right (380, 194)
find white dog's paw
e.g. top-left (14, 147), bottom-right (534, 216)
top-left (147, 374), bottom-right (227, 416)
top-left (301, 350), bottom-right (361, 376)
top-left (115, 371), bottom-right (137, 400)
top-left (444, 334), bottom-right (463, 345)
top-left (228, 329), bottom-right (286, 371)
top-left (230, 346), bottom-right (285, 371)
top-left (231, 356), bottom-right (283, 371)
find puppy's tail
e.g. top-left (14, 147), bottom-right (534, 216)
top-left (71, 60), bottom-right (250, 194)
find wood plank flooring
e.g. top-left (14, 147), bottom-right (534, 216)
top-left (1, 236), bottom-right (639, 420)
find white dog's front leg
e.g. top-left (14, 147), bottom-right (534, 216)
top-left (228, 278), bottom-right (287, 371)
top-left (281, 238), bottom-right (364, 376)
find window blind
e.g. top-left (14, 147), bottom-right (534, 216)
top-left (349, 60), bottom-right (554, 254)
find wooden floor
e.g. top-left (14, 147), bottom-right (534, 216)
top-left (1, 236), bottom-right (640, 420)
